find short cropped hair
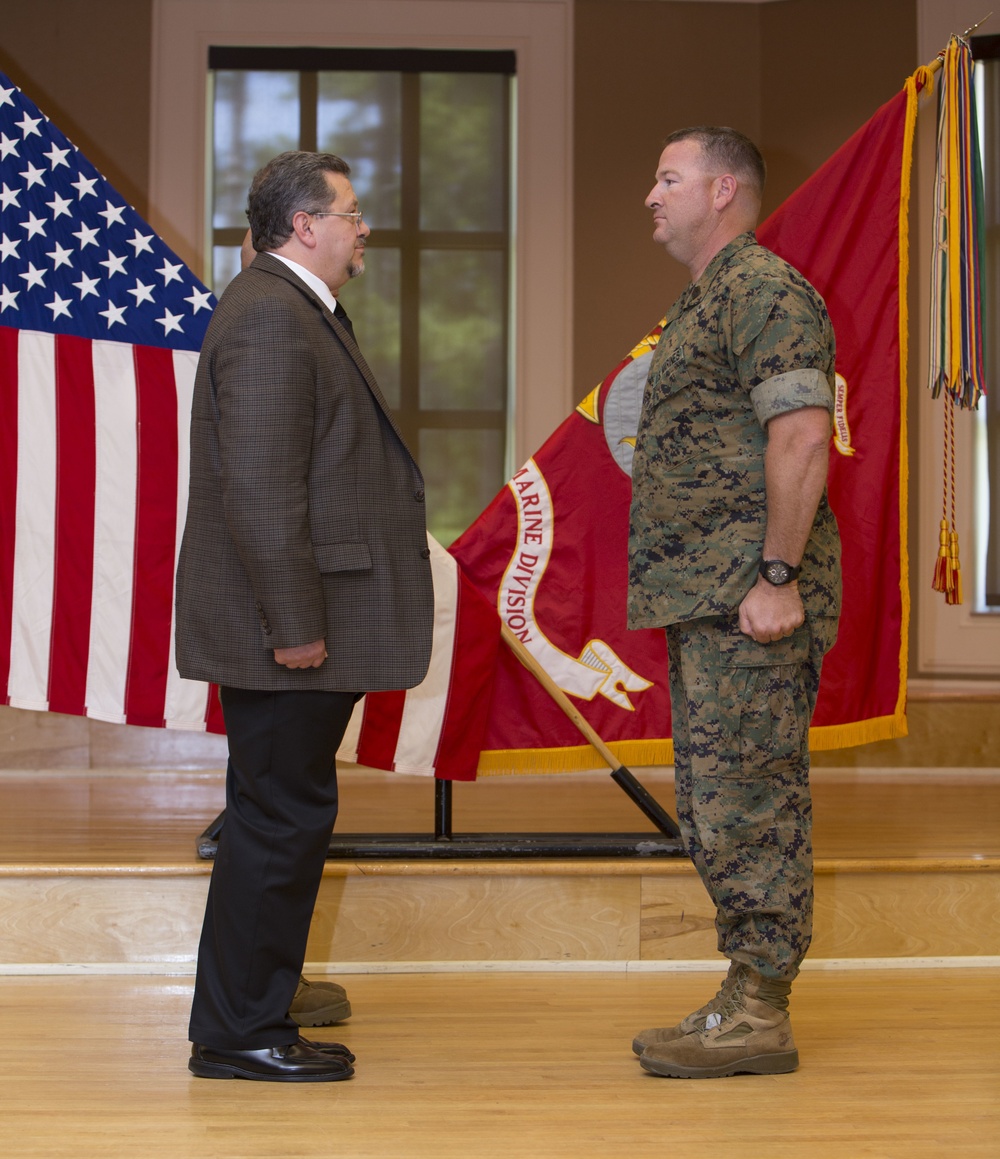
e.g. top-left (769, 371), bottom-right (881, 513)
top-left (664, 126), bottom-right (766, 201)
top-left (247, 151), bottom-right (352, 252)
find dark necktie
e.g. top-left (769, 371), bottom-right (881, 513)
top-left (334, 301), bottom-right (355, 340)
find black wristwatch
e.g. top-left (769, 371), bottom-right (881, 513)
top-left (759, 558), bottom-right (801, 586)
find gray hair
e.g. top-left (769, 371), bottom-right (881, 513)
top-left (247, 151), bottom-right (352, 251)
top-left (663, 126), bottom-right (765, 201)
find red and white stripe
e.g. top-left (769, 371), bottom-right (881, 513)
top-left (338, 536), bottom-right (500, 781)
top-left (0, 325), bottom-right (214, 729)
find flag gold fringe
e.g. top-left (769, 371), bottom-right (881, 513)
top-left (475, 712), bottom-right (909, 775)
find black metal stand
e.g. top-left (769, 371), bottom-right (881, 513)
top-left (196, 762), bottom-right (683, 860)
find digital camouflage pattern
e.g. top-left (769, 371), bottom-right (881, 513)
top-left (627, 232), bottom-right (841, 629)
top-left (666, 613), bottom-right (839, 978)
top-left (628, 231), bottom-right (843, 979)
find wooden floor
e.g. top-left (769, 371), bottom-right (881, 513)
top-left (2, 968), bottom-right (997, 1159)
top-left (0, 766), bottom-right (997, 1155)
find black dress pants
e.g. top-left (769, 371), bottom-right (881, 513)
top-left (188, 686), bottom-right (358, 1049)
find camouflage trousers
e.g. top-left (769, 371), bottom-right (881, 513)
top-left (665, 613), bottom-right (838, 980)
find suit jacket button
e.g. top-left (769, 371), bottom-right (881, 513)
top-left (420, 547), bottom-right (431, 559)
top-left (415, 489), bottom-right (425, 502)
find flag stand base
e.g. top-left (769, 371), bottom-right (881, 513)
top-left (195, 771), bottom-right (684, 860)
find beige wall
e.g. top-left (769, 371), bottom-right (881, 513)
top-left (572, 0), bottom-right (917, 400)
top-left (0, 0), bottom-right (153, 217)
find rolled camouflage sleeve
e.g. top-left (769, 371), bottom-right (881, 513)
top-left (731, 277), bottom-right (836, 429)
top-left (751, 367), bottom-right (834, 428)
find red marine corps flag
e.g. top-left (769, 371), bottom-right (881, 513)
top-left (438, 81), bottom-right (918, 775)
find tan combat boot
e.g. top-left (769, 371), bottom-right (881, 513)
top-left (289, 975), bottom-right (352, 1027)
top-left (639, 968), bottom-right (797, 1078)
top-left (632, 961), bottom-right (742, 1056)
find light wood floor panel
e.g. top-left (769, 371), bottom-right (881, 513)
top-left (307, 874), bottom-right (640, 962)
top-left (0, 875), bottom-right (208, 964)
top-left (812, 869), bottom-right (1000, 958)
top-left (639, 868), bottom-right (1000, 961)
top-left (0, 970), bottom-right (996, 1159)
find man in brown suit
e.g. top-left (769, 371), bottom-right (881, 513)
top-left (175, 151), bottom-right (434, 1082)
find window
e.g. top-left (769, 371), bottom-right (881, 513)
top-left (208, 47), bottom-right (515, 546)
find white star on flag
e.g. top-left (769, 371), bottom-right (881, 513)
top-left (15, 112), bottom-right (42, 138)
top-left (98, 300), bottom-right (127, 327)
top-left (19, 261), bottom-right (46, 288)
top-left (73, 272), bottom-right (100, 298)
top-left (1, 134), bottom-right (20, 160)
top-left (19, 161), bottom-right (46, 189)
top-left (99, 250), bottom-right (127, 277)
top-left (185, 287), bottom-right (214, 313)
top-left (44, 292), bottom-right (72, 319)
top-left (46, 241), bottom-right (73, 269)
top-left (126, 229), bottom-right (154, 256)
top-left (20, 211), bottom-right (47, 239)
top-left (127, 278), bottom-right (155, 306)
top-left (0, 233), bottom-right (20, 260)
top-left (72, 223), bottom-right (99, 249)
top-left (43, 144), bottom-right (70, 169)
top-left (157, 259), bottom-right (184, 285)
top-left (46, 192), bottom-right (73, 219)
top-left (0, 284), bottom-right (18, 310)
top-left (155, 309), bottom-right (184, 334)
top-left (0, 182), bottom-right (20, 209)
top-left (97, 200), bottom-right (126, 227)
top-left (0, 85), bottom-right (15, 108)
top-left (70, 173), bottom-right (97, 199)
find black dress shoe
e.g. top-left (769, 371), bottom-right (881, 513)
top-left (299, 1035), bottom-right (356, 1063)
top-left (189, 1041), bottom-right (354, 1082)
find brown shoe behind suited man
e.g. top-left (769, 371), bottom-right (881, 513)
top-left (290, 975), bottom-right (352, 1026)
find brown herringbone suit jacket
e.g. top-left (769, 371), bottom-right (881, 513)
top-left (174, 253), bottom-right (434, 692)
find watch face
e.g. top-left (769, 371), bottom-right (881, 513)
top-left (764, 560), bottom-right (791, 585)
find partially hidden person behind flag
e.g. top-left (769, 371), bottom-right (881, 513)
top-left (175, 151), bottom-right (434, 1082)
top-left (627, 126), bottom-right (841, 1078)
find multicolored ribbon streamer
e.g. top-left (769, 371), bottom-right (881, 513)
top-left (927, 36), bottom-right (988, 605)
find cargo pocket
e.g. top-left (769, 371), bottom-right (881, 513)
top-left (717, 625), bottom-right (811, 776)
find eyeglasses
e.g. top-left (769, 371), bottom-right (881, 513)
top-left (311, 210), bottom-right (364, 228)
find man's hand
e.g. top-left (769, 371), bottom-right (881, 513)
top-left (273, 639), bottom-right (328, 669)
top-left (738, 579), bottom-right (804, 643)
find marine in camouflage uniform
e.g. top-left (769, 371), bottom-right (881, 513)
top-left (627, 128), bottom-right (841, 1077)
top-left (629, 231), bottom-right (841, 978)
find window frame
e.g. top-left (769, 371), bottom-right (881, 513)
top-left (149, 0), bottom-right (574, 468)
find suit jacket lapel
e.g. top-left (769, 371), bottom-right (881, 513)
top-left (249, 253), bottom-right (414, 455)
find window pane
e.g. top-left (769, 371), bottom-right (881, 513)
top-left (339, 248), bottom-right (401, 409)
top-left (419, 429), bottom-right (504, 547)
top-left (213, 71), bottom-right (299, 229)
top-left (212, 246), bottom-right (243, 295)
top-left (318, 72), bottom-right (401, 229)
top-left (420, 73), bottom-right (506, 231)
top-left (419, 250), bottom-right (505, 409)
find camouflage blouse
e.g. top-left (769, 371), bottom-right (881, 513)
top-left (627, 232), bottom-right (841, 628)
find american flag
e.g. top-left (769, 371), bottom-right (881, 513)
top-left (0, 71), bottom-right (221, 730)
